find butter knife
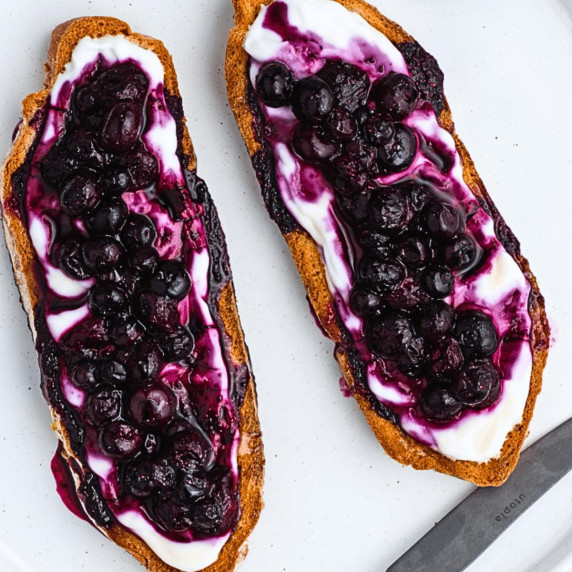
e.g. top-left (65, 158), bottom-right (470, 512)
top-left (387, 416), bottom-right (572, 572)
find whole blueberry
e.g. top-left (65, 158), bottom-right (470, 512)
top-left (69, 360), bottom-right (98, 389)
top-left (377, 124), bottom-right (417, 173)
top-left (359, 254), bottom-right (405, 294)
top-left (291, 76), bottom-right (334, 124)
top-left (255, 61), bottom-right (294, 107)
top-left (125, 143), bottom-right (159, 189)
top-left (128, 385), bottom-right (174, 428)
top-left (135, 292), bottom-right (180, 332)
top-left (127, 339), bottom-right (163, 386)
top-left (60, 175), bottom-right (101, 218)
top-left (396, 235), bottom-right (430, 268)
top-left (148, 259), bottom-right (192, 301)
top-left (369, 72), bottom-right (419, 120)
top-left (454, 310), bottom-right (498, 360)
top-left (109, 317), bottom-right (144, 346)
top-left (415, 300), bottom-right (456, 341)
top-left (85, 197), bottom-right (128, 236)
top-left (120, 214), bottom-right (157, 250)
top-left (422, 201), bottom-right (464, 239)
top-left (368, 187), bottom-right (411, 233)
top-left (291, 124), bottom-right (339, 164)
top-left (421, 265), bottom-right (455, 298)
top-left (57, 239), bottom-right (91, 280)
top-left (420, 386), bottom-right (463, 422)
top-left (157, 329), bottom-right (195, 362)
top-left (130, 246), bottom-right (159, 276)
top-left (427, 337), bottom-right (464, 381)
top-left (100, 102), bottom-right (143, 154)
top-left (99, 360), bottom-right (128, 385)
top-left (82, 237), bottom-right (124, 274)
top-left (365, 310), bottom-right (413, 360)
top-left (99, 420), bottom-right (143, 459)
top-left (452, 360), bottom-right (500, 408)
top-left (349, 286), bottom-right (383, 317)
top-left (443, 234), bottom-right (480, 270)
top-left (328, 139), bottom-right (378, 195)
top-left (88, 282), bottom-right (128, 317)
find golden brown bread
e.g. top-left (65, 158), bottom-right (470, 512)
top-left (1, 16), bottom-right (264, 571)
top-left (225, 0), bottom-right (550, 486)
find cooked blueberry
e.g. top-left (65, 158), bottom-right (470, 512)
top-left (99, 168), bottom-right (132, 194)
top-left (99, 420), bottom-right (143, 459)
top-left (427, 337), bottom-right (464, 381)
top-left (92, 62), bottom-right (149, 104)
top-left (454, 310), bottom-right (498, 360)
top-left (153, 496), bottom-right (192, 532)
top-left (363, 114), bottom-right (395, 146)
top-left (191, 497), bottom-right (225, 537)
top-left (168, 430), bottom-right (211, 470)
top-left (255, 61), bottom-right (294, 107)
top-left (324, 107), bottom-right (358, 142)
top-left (82, 237), bottom-right (124, 274)
top-left (40, 145), bottom-right (71, 188)
top-left (366, 310), bottom-right (413, 360)
top-left (403, 181), bottom-right (433, 212)
top-left (415, 300), bottom-right (456, 341)
top-left (420, 386), bottom-right (463, 422)
top-left (60, 175), bottom-right (101, 218)
top-left (291, 76), bottom-right (334, 124)
top-left (452, 360), bottom-right (500, 407)
top-left (120, 214), bottom-right (157, 250)
top-left (131, 246), bottom-right (159, 276)
top-left (100, 102), bottom-right (143, 154)
top-left (148, 260), bottom-right (191, 301)
top-left (60, 317), bottom-right (109, 357)
top-left (350, 286), bottom-right (383, 317)
top-left (110, 268), bottom-right (141, 297)
top-left (328, 139), bottom-right (378, 194)
top-left (385, 278), bottom-right (429, 312)
top-left (157, 329), bottom-right (195, 362)
top-left (151, 458), bottom-right (177, 490)
top-left (181, 467), bottom-right (210, 499)
top-left (421, 265), bottom-right (454, 298)
top-left (377, 123), bottom-right (417, 173)
top-left (370, 72), bottom-right (419, 120)
top-left (359, 255), bottom-right (405, 293)
top-left (353, 104), bottom-right (374, 126)
top-left (126, 143), bottom-right (159, 189)
top-left (397, 335), bottom-right (427, 376)
top-left (129, 385), bottom-right (174, 428)
top-left (85, 387), bottom-right (121, 425)
top-left (396, 235), bottom-right (430, 268)
top-left (69, 361), bottom-right (98, 389)
top-left (368, 187), bottom-right (411, 233)
top-left (357, 228), bottom-right (392, 253)
top-left (135, 292), bottom-right (180, 332)
top-left (291, 124), bottom-right (338, 164)
top-left (127, 339), bottom-right (163, 386)
top-left (443, 234), bottom-right (480, 270)
top-left (109, 317), bottom-right (144, 346)
top-left (335, 191), bottom-right (370, 225)
top-left (316, 60), bottom-right (370, 111)
top-left (88, 282), bottom-right (128, 317)
top-left (99, 360), bottom-right (128, 385)
top-left (124, 461), bottom-right (155, 498)
top-left (57, 239), bottom-right (91, 279)
top-left (85, 197), bottom-right (128, 235)
top-left (422, 201), bottom-right (464, 239)
top-left (65, 130), bottom-right (107, 169)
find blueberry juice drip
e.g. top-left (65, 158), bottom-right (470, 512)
top-left (247, 0), bottom-right (533, 451)
top-left (15, 55), bottom-right (240, 541)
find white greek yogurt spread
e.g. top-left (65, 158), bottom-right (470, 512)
top-left (245, 0), bottom-right (533, 463)
top-left (26, 35), bottom-right (234, 571)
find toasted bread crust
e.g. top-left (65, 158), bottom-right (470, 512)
top-left (226, 0), bottom-right (550, 486)
top-left (1, 16), bottom-right (264, 571)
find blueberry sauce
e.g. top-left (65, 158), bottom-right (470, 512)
top-left (10, 45), bottom-right (244, 548)
top-left (245, 0), bottom-right (537, 460)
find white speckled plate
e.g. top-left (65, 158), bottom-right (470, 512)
top-left (0, 1), bottom-right (570, 570)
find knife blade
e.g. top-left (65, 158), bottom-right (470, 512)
top-left (386, 416), bottom-right (572, 572)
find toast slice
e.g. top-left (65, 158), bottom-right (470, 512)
top-left (226, 0), bottom-right (550, 486)
top-left (1, 17), bottom-right (263, 571)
